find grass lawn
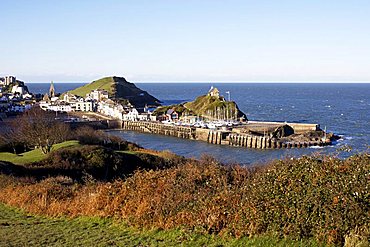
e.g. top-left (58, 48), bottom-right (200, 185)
top-left (0, 140), bottom-right (80, 165)
top-left (0, 203), bottom-right (328, 247)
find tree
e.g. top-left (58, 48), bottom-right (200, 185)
top-left (0, 121), bottom-right (23, 154)
top-left (16, 107), bottom-right (70, 154)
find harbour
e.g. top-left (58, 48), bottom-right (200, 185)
top-left (120, 120), bottom-right (332, 149)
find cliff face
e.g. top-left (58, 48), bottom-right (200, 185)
top-left (66, 76), bottom-right (161, 107)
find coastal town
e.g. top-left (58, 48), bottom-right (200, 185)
top-left (0, 76), bottom-right (157, 123)
top-left (0, 76), bottom-right (34, 114)
top-left (0, 75), bottom-right (336, 149)
top-left (0, 75), bottom-right (244, 128)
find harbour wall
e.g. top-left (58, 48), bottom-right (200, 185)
top-left (122, 121), bottom-right (196, 139)
top-left (247, 121), bottom-right (319, 134)
top-left (121, 121), bottom-right (329, 149)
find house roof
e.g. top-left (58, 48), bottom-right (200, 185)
top-left (208, 87), bottom-right (219, 94)
top-left (166, 109), bottom-right (176, 115)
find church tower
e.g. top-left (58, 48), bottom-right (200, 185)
top-left (49, 81), bottom-right (55, 98)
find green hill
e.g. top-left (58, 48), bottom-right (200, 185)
top-left (153, 90), bottom-right (246, 120)
top-left (66, 76), bottom-right (161, 108)
top-left (184, 94), bottom-right (245, 120)
top-left (68, 77), bottom-right (115, 96)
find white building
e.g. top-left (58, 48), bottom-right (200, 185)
top-left (47, 104), bottom-right (72, 112)
top-left (87, 90), bottom-right (109, 102)
top-left (71, 101), bottom-right (93, 112)
top-left (40, 98), bottom-right (93, 113)
top-left (5, 76), bottom-right (16, 86)
top-left (63, 93), bottom-right (77, 103)
top-left (22, 93), bottom-right (33, 99)
top-left (97, 99), bottom-right (131, 120)
top-left (11, 85), bottom-right (26, 95)
top-left (122, 108), bottom-right (139, 121)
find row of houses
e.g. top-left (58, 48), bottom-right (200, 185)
top-left (0, 76), bottom-right (35, 113)
top-left (0, 76), bottom-right (16, 86)
top-left (39, 86), bottom-right (157, 122)
top-left (97, 99), bottom-right (156, 121)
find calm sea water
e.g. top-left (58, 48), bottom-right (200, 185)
top-left (28, 83), bottom-right (370, 164)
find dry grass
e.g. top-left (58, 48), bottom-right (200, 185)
top-left (0, 153), bottom-right (368, 246)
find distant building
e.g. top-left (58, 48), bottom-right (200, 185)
top-left (71, 100), bottom-right (93, 112)
top-left (122, 108), bottom-right (139, 121)
top-left (4, 76), bottom-right (16, 86)
top-left (49, 81), bottom-right (55, 97)
top-left (166, 109), bottom-right (179, 121)
top-left (43, 102), bottom-right (72, 112)
top-left (97, 99), bottom-right (125, 119)
top-left (11, 85), bottom-right (26, 95)
top-left (43, 93), bottom-right (50, 101)
top-left (87, 89), bottom-right (109, 102)
top-left (208, 86), bottom-right (220, 97)
top-left (63, 93), bottom-right (77, 103)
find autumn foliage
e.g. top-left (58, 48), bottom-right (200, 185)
top-left (0, 153), bottom-right (369, 245)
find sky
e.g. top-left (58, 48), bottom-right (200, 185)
top-left (1, 0), bottom-right (370, 83)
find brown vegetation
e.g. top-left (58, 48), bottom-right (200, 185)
top-left (73, 126), bottom-right (139, 151)
top-left (0, 153), bottom-right (368, 245)
top-left (0, 108), bottom-right (70, 154)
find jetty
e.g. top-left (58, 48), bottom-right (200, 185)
top-left (121, 120), bottom-right (331, 149)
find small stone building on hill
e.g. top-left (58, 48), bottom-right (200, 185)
top-left (208, 86), bottom-right (220, 97)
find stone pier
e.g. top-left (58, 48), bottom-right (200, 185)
top-left (121, 121), bottom-right (330, 149)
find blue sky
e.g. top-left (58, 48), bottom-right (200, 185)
top-left (1, 0), bottom-right (370, 82)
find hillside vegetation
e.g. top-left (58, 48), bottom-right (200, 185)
top-left (68, 77), bottom-right (115, 96)
top-left (184, 94), bottom-right (245, 119)
top-left (66, 76), bottom-right (160, 107)
top-left (153, 94), bottom-right (246, 120)
top-left (0, 152), bottom-right (368, 246)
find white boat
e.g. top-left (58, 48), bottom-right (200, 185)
top-left (207, 123), bottom-right (216, 129)
top-left (214, 121), bottom-right (224, 127)
top-left (194, 121), bottom-right (206, 128)
top-left (161, 120), bottom-right (173, 125)
top-left (194, 122), bottom-right (201, 128)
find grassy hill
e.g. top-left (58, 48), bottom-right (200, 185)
top-left (68, 77), bottom-right (115, 96)
top-left (184, 94), bottom-right (245, 120)
top-left (65, 76), bottom-right (161, 108)
top-left (153, 92), bottom-right (246, 120)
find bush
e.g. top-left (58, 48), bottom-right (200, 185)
top-left (94, 153), bottom-right (369, 245)
top-left (0, 153), bottom-right (368, 245)
top-left (74, 126), bottom-right (139, 151)
top-left (0, 145), bottom-right (184, 182)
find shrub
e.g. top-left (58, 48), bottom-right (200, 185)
top-left (0, 153), bottom-right (368, 245)
top-left (74, 126), bottom-right (139, 151)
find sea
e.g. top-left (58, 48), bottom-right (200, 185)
top-left (28, 82), bottom-right (370, 165)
